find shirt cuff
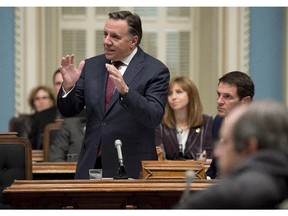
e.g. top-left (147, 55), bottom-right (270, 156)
top-left (61, 85), bottom-right (75, 98)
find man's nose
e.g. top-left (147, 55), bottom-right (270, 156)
top-left (104, 36), bottom-right (112, 45)
top-left (217, 96), bottom-right (223, 104)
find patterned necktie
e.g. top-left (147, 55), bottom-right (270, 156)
top-left (97, 61), bottom-right (123, 159)
top-left (105, 61), bottom-right (123, 109)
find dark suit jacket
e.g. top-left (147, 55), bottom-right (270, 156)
top-left (28, 106), bottom-right (58, 149)
top-left (48, 113), bottom-right (86, 162)
top-left (206, 115), bottom-right (223, 179)
top-left (57, 47), bottom-right (170, 179)
top-left (155, 114), bottom-right (214, 159)
top-left (175, 150), bottom-right (288, 209)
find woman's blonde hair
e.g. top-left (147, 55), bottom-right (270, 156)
top-left (163, 76), bottom-right (203, 128)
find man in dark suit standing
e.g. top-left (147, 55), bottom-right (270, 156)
top-left (57, 11), bottom-right (170, 179)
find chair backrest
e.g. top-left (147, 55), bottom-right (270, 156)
top-left (42, 120), bottom-right (63, 162)
top-left (0, 133), bottom-right (32, 208)
top-left (8, 114), bottom-right (32, 138)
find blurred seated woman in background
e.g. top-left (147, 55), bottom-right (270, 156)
top-left (155, 76), bottom-right (214, 160)
top-left (28, 85), bottom-right (57, 149)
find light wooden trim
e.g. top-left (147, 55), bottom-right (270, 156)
top-left (32, 162), bottom-right (76, 174)
top-left (32, 150), bottom-right (44, 162)
top-left (141, 160), bottom-right (206, 180)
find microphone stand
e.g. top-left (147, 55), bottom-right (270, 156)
top-left (113, 160), bottom-right (129, 179)
top-left (177, 144), bottom-right (185, 160)
top-left (114, 139), bottom-right (128, 179)
top-left (176, 128), bottom-right (185, 160)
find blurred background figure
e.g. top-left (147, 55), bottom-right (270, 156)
top-left (28, 85), bottom-right (57, 149)
top-left (53, 68), bottom-right (63, 97)
top-left (155, 76), bottom-right (214, 160)
top-left (9, 68), bottom-right (64, 137)
top-left (175, 100), bottom-right (288, 209)
top-left (52, 68), bottom-right (64, 119)
top-left (48, 109), bottom-right (86, 162)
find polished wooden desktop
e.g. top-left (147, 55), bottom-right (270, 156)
top-left (4, 179), bottom-right (216, 209)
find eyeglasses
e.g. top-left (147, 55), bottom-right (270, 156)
top-left (34, 96), bottom-right (50, 101)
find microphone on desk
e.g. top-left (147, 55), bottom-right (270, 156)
top-left (179, 170), bottom-right (195, 204)
top-left (176, 128), bottom-right (185, 160)
top-left (113, 139), bottom-right (128, 179)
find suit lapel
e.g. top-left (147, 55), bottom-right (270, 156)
top-left (105, 48), bottom-right (145, 112)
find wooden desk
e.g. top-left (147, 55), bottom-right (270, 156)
top-left (4, 179), bottom-right (216, 209)
top-left (141, 160), bottom-right (206, 179)
top-left (203, 159), bottom-right (212, 171)
top-left (32, 162), bottom-right (77, 180)
top-left (32, 150), bottom-right (44, 162)
top-left (31, 160), bottom-right (211, 180)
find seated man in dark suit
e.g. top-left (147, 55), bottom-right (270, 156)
top-left (206, 114), bottom-right (223, 179)
top-left (206, 71), bottom-right (254, 179)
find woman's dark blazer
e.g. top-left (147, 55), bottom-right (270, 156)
top-left (155, 114), bottom-right (214, 160)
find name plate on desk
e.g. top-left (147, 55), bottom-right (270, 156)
top-left (141, 160), bottom-right (206, 180)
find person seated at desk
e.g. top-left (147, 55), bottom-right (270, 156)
top-left (206, 71), bottom-right (255, 179)
top-left (48, 109), bottom-right (86, 162)
top-left (155, 76), bottom-right (214, 160)
top-left (175, 100), bottom-right (288, 209)
top-left (28, 85), bottom-right (58, 149)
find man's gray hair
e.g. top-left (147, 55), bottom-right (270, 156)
top-left (232, 100), bottom-right (288, 155)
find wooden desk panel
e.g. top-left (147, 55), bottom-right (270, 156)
top-left (32, 162), bottom-right (76, 180)
top-left (31, 160), bottom-right (211, 180)
top-left (4, 179), bottom-right (216, 209)
top-left (32, 150), bottom-right (44, 162)
top-left (141, 160), bottom-right (206, 179)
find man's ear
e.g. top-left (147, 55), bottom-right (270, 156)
top-left (241, 96), bottom-right (251, 104)
top-left (246, 137), bottom-right (259, 154)
top-left (130, 36), bottom-right (138, 48)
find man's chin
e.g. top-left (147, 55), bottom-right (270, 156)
top-left (217, 111), bottom-right (226, 117)
top-left (104, 53), bottom-right (114, 60)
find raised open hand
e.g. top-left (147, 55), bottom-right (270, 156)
top-left (60, 54), bottom-right (85, 92)
top-left (105, 63), bottom-right (128, 96)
